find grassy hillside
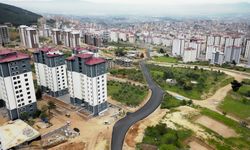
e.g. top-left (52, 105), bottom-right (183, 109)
top-left (0, 3), bottom-right (42, 26)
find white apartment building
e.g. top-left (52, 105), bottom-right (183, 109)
top-left (51, 28), bottom-right (62, 45)
top-left (110, 31), bottom-right (118, 42)
top-left (0, 25), bottom-right (10, 46)
top-left (0, 50), bottom-right (37, 120)
top-left (19, 25), bottom-right (39, 48)
top-left (224, 46), bottom-right (242, 64)
top-left (119, 32), bottom-right (127, 42)
top-left (66, 53), bottom-right (107, 115)
top-left (70, 30), bottom-right (81, 48)
top-left (183, 47), bottom-right (197, 63)
top-left (172, 39), bottom-right (185, 56)
top-left (244, 39), bottom-right (250, 59)
top-left (33, 48), bottom-right (68, 97)
top-left (211, 51), bottom-right (224, 65)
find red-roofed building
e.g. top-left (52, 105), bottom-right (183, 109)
top-left (0, 50), bottom-right (37, 120)
top-left (66, 52), bottom-right (107, 116)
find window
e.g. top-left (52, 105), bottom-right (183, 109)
top-left (25, 79), bottom-right (28, 82)
top-left (26, 83), bottom-right (29, 86)
top-left (27, 92), bottom-right (30, 95)
top-left (26, 87), bottom-right (30, 90)
top-left (17, 76), bottom-right (20, 79)
top-left (29, 100), bottom-right (32, 103)
top-left (13, 77), bottom-right (16, 80)
top-left (14, 81), bottom-right (17, 85)
top-left (24, 74), bottom-right (27, 77)
top-left (28, 96), bottom-right (31, 99)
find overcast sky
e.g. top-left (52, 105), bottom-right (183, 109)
top-left (1, 0), bottom-right (250, 16)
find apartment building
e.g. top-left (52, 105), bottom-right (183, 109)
top-left (51, 28), bottom-right (62, 45)
top-left (224, 46), bottom-right (242, 64)
top-left (66, 53), bottom-right (107, 115)
top-left (70, 31), bottom-right (81, 48)
top-left (19, 25), bottom-right (39, 48)
top-left (183, 47), bottom-right (197, 63)
top-left (33, 48), bottom-right (68, 97)
top-left (211, 51), bottom-right (224, 65)
top-left (0, 50), bottom-right (37, 120)
top-left (172, 39), bottom-right (185, 56)
top-left (0, 25), bottom-right (10, 46)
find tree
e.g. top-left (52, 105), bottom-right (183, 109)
top-left (194, 66), bottom-right (198, 70)
top-left (35, 88), bottom-right (42, 100)
top-left (140, 53), bottom-right (144, 58)
top-left (231, 80), bottom-right (242, 92)
top-left (47, 101), bottom-right (56, 120)
top-left (232, 60), bottom-right (237, 66)
top-left (115, 48), bottom-right (126, 56)
top-left (20, 112), bottom-right (29, 121)
top-left (159, 48), bottom-right (165, 53)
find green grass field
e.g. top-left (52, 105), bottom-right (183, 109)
top-left (219, 82), bottom-right (250, 121)
top-left (153, 56), bottom-right (179, 63)
top-left (200, 108), bottom-right (250, 150)
top-left (107, 81), bottom-right (148, 106)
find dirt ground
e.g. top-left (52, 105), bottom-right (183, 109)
top-left (49, 142), bottom-right (86, 150)
top-left (195, 115), bottom-right (237, 138)
top-left (123, 107), bottom-right (168, 150)
top-left (189, 141), bottom-right (210, 150)
top-left (35, 95), bottom-right (123, 150)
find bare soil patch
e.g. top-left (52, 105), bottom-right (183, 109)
top-left (49, 142), bottom-right (86, 150)
top-left (195, 115), bottom-right (237, 138)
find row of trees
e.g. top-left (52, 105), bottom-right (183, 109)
top-left (110, 68), bottom-right (145, 83)
top-left (20, 101), bottom-right (56, 124)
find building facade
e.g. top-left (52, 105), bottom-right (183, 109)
top-left (0, 25), bottom-right (10, 46)
top-left (183, 47), bottom-right (197, 63)
top-left (33, 48), bottom-right (68, 97)
top-left (0, 50), bottom-right (37, 120)
top-left (19, 25), bottom-right (39, 48)
top-left (66, 53), bottom-right (107, 115)
top-left (211, 51), bottom-right (224, 65)
top-left (224, 46), bottom-right (242, 64)
top-left (51, 28), bottom-right (62, 45)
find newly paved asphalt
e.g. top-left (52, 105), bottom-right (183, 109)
top-left (111, 61), bottom-right (165, 150)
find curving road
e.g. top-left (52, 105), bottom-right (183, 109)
top-left (111, 61), bottom-right (165, 150)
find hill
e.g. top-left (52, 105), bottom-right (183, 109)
top-left (0, 3), bottom-right (42, 26)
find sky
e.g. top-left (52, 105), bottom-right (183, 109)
top-left (1, 0), bottom-right (250, 16)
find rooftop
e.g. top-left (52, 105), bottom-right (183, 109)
top-left (0, 50), bottom-right (29, 63)
top-left (0, 119), bottom-right (40, 150)
top-left (85, 57), bottom-right (105, 65)
top-left (76, 53), bottom-right (93, 59)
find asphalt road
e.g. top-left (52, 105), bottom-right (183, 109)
top-left (111, 61), bottom-right (165, 150)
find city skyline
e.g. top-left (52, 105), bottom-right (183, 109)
top-left (1, 0), bottom-right (250, 16)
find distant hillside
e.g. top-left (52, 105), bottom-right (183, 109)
top-left (0, 3), bottom-right (42, 26)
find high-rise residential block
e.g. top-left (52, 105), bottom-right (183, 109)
top-left (211, 51), bottom-right (224, 65)
top-left (0, 50), bottom-right (37, 120)
top-left (66, 53), bottom-right (107, 115)
top-left (51, 28), bottom-right (62, 45)
top-left (19, 25), bottom-right (39, 48)
top-left (33, 48), bottom-right (68, 97)
top-left (0, 25), bottom-right (10, 46)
